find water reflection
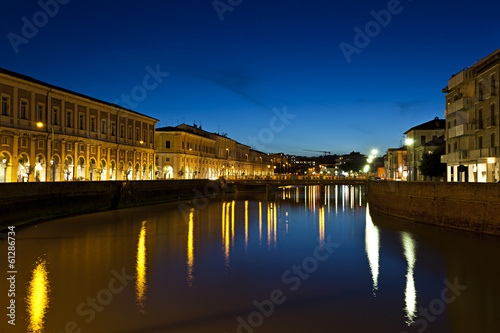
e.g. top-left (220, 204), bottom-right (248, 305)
top-left (187, 212), bottom-right (194, 287)
top-left (26, 259), bottom-right (50, 333)
top-left (401, 231), bottom-right (417, 324)
top-left (259, 201), bottom-right (262, 245)
top-left (223, 201), bottom-right (231, 269)
top-left (319, 206), bottom-right (325, 250)
top-left (136, 221), bottom-right (148, 312)
top-left (365, 204), bottom-right (380, 295)
top-left (245, 201), bottom-right (249, 251)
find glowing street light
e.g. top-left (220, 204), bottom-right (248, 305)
top-left (36, 122), bottom-right (54, 142)
top-left (371, 149), bottom-right (378, 156)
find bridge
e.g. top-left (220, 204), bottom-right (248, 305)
top-left (223, 177), bottom-right (367, 194)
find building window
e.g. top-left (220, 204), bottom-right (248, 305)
top-left (101, 119), bottom-right (106, 134)
top-left (149, 131), bottom-right (153, 143)
top-left (478, 136), bottom-right (483, 149)
top-left (111, 122), bottom-right (116, 136)
top-left (491, 75), bottom-right (496, 96)
top-left (67, 143), bottom-right (72, 151)
top-left (20, 100), bottom-right (28, 119)
top-left (90, 117), bottom-right (96, 132)
top-left (478, 82), bottom-right (484, 101)
top-left (120, 124), bottom-right (125, 138)
top-left (2, 137), bottom-right (7, 145)
top-left (420, 135), bottom-right (426, 145)
top-left (66, 111), bottom-right (72, 127)
top-left (165, 141), bottom-right (170, 148)
top-left (182, 141), bottom-right (185, 149)
top-left (454, 142), bottom-right (457, 151)
top-left (79, 113), bottom-right (85, 130)
top-left (80, 144), bottom-right (85, 152)
top-left (20, 138), bottom-right (28, 147)
top-left (1, 96), bottom-right (9, 116)
top-left (37, 104), bottom-right (44, 122)
top-left (52, 107), bottom-right (59, 125)
top-left (136, 128), bottom-right (140, 140)
top-left (165, 157), bottom-right (171, 162)
top-left (143, 130), bottom-right (146, 142)
top-left (38, 140), bottom-right (44, 149)
top-left (491, 133), bottom-right (495, 147)
top-left (128, 126), bottom-right (132, 139)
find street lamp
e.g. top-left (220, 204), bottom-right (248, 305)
top-left (36, 122), bottom-right (54, 142)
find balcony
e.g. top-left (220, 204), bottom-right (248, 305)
top-left (448, 71), bottom-right (464, 90)
top-left (446, 123), bottom-right (475, 139)
top-left (470, 147), bottom-right (500, 160)
top-left (447, 97), bottom-right (474, 115)
top-left (441, 152), bottom-right (459, 163)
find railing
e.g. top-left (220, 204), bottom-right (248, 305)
top-left (448, 97), bottom-right (474, 114)
top-left (475, 120), bottom-right (484, 130)
top-left (470, 147), bottom-right (500, 160)
top-left (448, 71), bottom-right (464, 90)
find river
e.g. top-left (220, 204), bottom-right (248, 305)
top-left (1, 185), bottom-right (499, 333)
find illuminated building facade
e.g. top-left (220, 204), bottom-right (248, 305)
top-left (0, 68), bottom-right (158, 182)
top-left (442, 48), bottom-right (500, 182)
top-left (155, 124), bottom-right (274, 179)
top-left (384, 148), bottom-right (408, 180)
top-left (404, 117), bottom-right (445, 181)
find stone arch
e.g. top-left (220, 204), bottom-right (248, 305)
top-left (0, 152), bottom-right (12, 183)
top-left (77, 156), bottom-right (86, 180)
top-left (89, 158), bottom-right (97, 181)
top-left (35, 154), bottom-right (46, 182)
top-left (64, 155), bottom-right (74, 181)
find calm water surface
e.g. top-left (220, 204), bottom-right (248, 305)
top-left (1, 185), bottom-right (499, 333)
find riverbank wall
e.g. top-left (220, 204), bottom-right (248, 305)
top-left (366, 180), bottom-right (500, 236)
top-left (0, 180), bottom-right (221, 229)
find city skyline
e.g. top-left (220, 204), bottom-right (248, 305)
top-left (2, 0), bottom-right (500, 156)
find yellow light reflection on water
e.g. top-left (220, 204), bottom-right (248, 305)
top-left (401, 231), bottom-right (417, 325)
top-left (365, 204), bottom-right (380, 295)
top-left (231, 200), bottom-right (235, 246)
top-left (267, 203), bottom-right (272, 248)
top-left (187, 212), bottom-right (194, 287)
top-left (273, 202), bottom-right (277, 247)
top-left (224, 202), bottom-right (231, 268)
top-left (136, 221), bottom-right (148, 312)
top-left (222, 202), bottom-right (226, 243)
top-left (319, 206), bottom-right (325, 250)
top-left (259, 201), bottom-right (262, 245)
top-left (26, 259), bottom-right (50, 333)
top-left (245, 201), bottom-right (249, 250)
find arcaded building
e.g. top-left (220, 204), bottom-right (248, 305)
top-left (155, 124), bottom-right (274, 179)
top-left (0, 68), bottom-right (158, 182)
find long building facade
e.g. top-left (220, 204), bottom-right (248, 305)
top-left (0, 68), bottom-right (158, 183)
top-left (441, 48), bottom-right (500, 182)
top-left (155, 124), bottom-right (274, 179)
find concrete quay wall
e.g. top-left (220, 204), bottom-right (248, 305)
top-left (366, 180), bottom-right (500, 236)
top-left (0, 180), bottom-right (221, 229)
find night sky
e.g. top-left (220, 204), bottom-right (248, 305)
top-left (2, 0), bottom-right (500, 156)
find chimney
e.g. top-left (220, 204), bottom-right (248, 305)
top-left (434, 116), bottom-right (439, 127)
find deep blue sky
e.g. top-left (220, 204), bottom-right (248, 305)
top-left (2, 0), bottom-right (500, 156)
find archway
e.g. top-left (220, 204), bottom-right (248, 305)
top-left (89, 158), bottom-right (97, 181)
top-left (148, 164), bottom-right (153, 180)
top-left (49, 155), bottom-right (60, 182)
top-left (0, 152), bottom-right (11, 183)
top-left (135, 163), bottom-right (140, 180)
top-left (99, 160), bottom-right (107, 181)
top-left (164, 166), bottom-right (173, 179)
top-left (127, 162), bottom-right (133, 180)
top-left (110, 161), bottom-right (116, 180)
top-left (142, 163), bottom-right (147, 180)
top-left (77, 157), bottom-right (86, 180)
top-left (35, 154), bottom-right (46, 182)
top-left (64, 156), bottom-right (74, 181)
top-left (17, 154), bottom-right (30, 182)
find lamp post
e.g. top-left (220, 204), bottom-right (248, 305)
top-left (37, 122), bottom-right (55, 181)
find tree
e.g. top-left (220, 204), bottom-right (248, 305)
top-left (419, 146), bottom-right (446, 180)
